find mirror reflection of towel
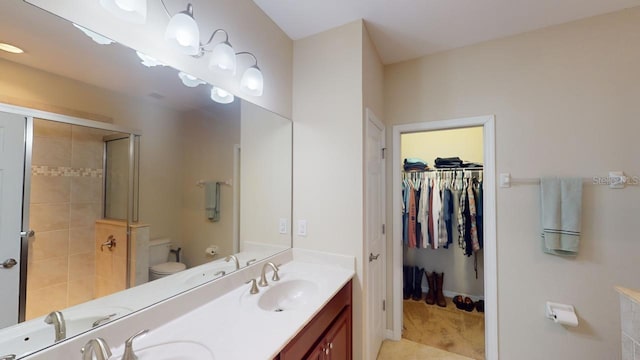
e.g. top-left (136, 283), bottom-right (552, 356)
top-left (205, 182), bottom-right (220, 222)
top-left (541, 178), bottom-right (582, 256)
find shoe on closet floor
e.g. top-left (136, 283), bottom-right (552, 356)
top-left (424, 272), bottom-right (435, 305)
top-left (463, 297), bottom-right (475, 312)
top-left (453, 295), bottom-right (465, 310)
top-left (435, 272), bottom-right (447, 307)
top-left (412, 267), bottom-right (424, 301)
top-left (403, 266), bottom-right (413, 300)
top-left (475, 299), bottom-right (485, 313)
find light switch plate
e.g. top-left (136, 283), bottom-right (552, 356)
top-left (279, 218), bottom-right (288, 234)
top-left (297, 220), bottom-right (307, 237)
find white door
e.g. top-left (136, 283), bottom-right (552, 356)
top-left (365, 109), bottom-right (385, 359)
top-left (0, 112), bottom-right (26, 327)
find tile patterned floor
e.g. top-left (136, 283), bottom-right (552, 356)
top-left (401, 298), bottom-right (485, 359)
top-left (377, 338), bottom-right (475, 360)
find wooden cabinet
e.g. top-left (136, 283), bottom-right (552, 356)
top-left (279, 280), bottom-right (352, 360)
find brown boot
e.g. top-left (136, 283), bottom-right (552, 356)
top-left (435, 272), bottom-right (447, 307)
top-left (424, 272), bottom-right (435, 305)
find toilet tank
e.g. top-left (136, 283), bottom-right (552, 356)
top-left (148, 238), bottom-right (171, 266)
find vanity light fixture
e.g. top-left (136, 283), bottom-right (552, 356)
top-left (210, 86), bottom-right (234, 104)
top-left (237, 52), bottom-right (264, 97)
top-left (136, 51), bottom-right (165, 67)
top-left (0, 42), bottom-right (24, 54)
top-left (73, 24), bottom-right (115, 45)
top-left (178, 71), bottom-right (205, 87)
top-left (204, 29), bottom-right (236, 75)
top-left (99, 0), bottom-right (147, 24)
top-left (163, 3), bottom-right (200, 56)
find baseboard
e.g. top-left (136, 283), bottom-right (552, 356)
top-left (419, 285), bottom-right (484, 301)
top-left (384, 329), bottom-right (397, 340)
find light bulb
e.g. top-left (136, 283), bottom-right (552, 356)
top-left (210, 86), bottom-right (234, 104)
top-left (208, 41), bottom-right (236, 75)
top-left (178, 72), bottom-right (205, 88)
top-left (165, 6), bottom-right (200, 56)
top-left (240, 66), bottom-right (264, 96)
top-left (99, 0), bottom-right (146, 24)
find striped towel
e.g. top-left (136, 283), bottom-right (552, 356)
top-left (540, 178), bottom-right (583, 256)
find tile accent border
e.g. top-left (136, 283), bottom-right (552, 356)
top-left (32, 165), bottom-right (103, 178)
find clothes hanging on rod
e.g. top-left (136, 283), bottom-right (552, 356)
top-left (402, 169), bottom-right (483, 257)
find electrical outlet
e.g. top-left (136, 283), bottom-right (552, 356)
top-left (279, 218), bottom-right (288, 234)
top-left (297, 220), bottom-right (307, 237)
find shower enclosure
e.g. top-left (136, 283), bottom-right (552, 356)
top-left (19, 116), bottom-right (139, 322)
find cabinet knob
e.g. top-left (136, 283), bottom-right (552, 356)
top-left (329, 342), bottom-right (334, 349)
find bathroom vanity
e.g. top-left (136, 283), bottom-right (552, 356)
top-left (18, 249), bottom-right (355, 359)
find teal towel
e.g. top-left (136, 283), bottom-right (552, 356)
top-left (205, 182), bottom-right (220, 222)
top-left (540, 178), bottom-right (583, 256)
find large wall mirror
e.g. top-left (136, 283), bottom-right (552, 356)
top-left (0, 1), bottom-right (292, 358)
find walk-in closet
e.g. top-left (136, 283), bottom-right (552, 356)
top-left (400, 127), bottom-right (485, 359)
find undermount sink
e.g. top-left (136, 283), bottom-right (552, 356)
top-left (258, 279), bottom-right (319, 312)
top-left (113, 340), bottom-right (214, 360)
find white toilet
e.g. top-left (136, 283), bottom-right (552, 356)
top-left (148, 238), bottom-right (187, 281)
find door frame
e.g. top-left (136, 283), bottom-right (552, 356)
top-left (390, 115), bottom-right (498, 359)
top-left (364, 108), bottom-right (386, 360)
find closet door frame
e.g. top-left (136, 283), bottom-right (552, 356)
top-left (390, 115), bottom-right (497, 359)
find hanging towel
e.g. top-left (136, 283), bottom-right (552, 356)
top-left (205, 181), bottom-right (220, 222)
top-left (541, 178), bottom-right (583, 256)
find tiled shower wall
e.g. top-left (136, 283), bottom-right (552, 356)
top-left (26, 119), bottom-right (105, 320)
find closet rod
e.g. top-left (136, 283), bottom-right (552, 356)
top-left (403, 167), bottom-right (483, 173)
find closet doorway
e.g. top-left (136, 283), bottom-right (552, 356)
top-left (390, 116), bottom-right (497, 360)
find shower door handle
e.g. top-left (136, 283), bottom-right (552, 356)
top-left (2, 259), bottom-right (17, 269)
top-left (20, 230), bottom-right (35, 239)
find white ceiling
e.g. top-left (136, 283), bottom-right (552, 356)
top-left (252, 0), bottom-right (640, 64)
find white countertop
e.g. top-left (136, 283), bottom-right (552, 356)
top-left (21, 249), bottom-right (355, 360)
top-left (111, 260), bottom-right (354, 359)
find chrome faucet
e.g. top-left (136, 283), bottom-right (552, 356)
top-left (121, 329), bottom-right (149, 360)
top-left (258, 262), bottom-right (280, 287)
top-left (0, 355), bottom-right (16, 360)
top-left (44, 311), bottom-right (66, 342)
top-left (81, 338), bottom-right (112, 360)
top-left (225, 255), bottom-right (240, 270)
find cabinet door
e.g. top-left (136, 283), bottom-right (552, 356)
top-left (326, 309), bottom-right (351, 360)
top-left (305, 345), bottom-right (326, 360)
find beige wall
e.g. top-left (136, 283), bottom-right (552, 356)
top-left (400, 127), bottom-right (484, 166)
top-left (293, 20), bottom-right (366, 358)
top-left (385, 8), bottom-right (640, 359)
top-left (25, 0), bottom-right (293, 119)
top-left (180, 107), bottom-right (240, 267)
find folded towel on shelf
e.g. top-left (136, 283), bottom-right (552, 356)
top-left (540, 177), bottom-right (583, 256)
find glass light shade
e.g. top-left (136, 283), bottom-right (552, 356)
top-left (99, 0), bottom-right (146, 24)
top-left (178, 72), bottom-right (205, 88)
top-left (240, 66), bottom-right (264, 96)
top-left (210, 87), bottom-right (235, 104)
top-left (0, 43), bottom-right (24, 54)
top-left (73, 24), bottom-right (115, 45)
top-left (164, 12), bottom-right (200, 56)
top-left (136, 51), bottom-right (164, 67)
top-left (208, 42), bottom-right (236, 74)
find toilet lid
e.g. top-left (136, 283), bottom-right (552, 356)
top-left (151, 262), bottom-right (186, 274)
